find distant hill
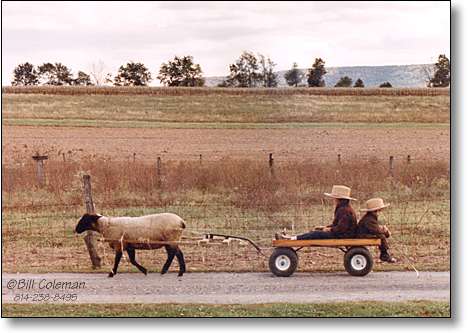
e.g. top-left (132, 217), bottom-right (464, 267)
top-left (205, 64), bottom-right (434, 88)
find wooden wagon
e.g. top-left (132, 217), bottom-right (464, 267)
top-left (269, 238), bottom-right (382, 277)
top-left (98, 233), bottom-right (382, 277)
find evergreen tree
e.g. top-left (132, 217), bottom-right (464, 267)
top-left (379, 82), bottom-right (392, 88)
top-left (334, 76), bottom-right (353, 87)
top-left (284, 62), bottom-right (304, 87)
top-left (353, 78), bottom-right (364, 88)
top-left (429, 54), bottom-right (450, 87)
top-left (307, 58), bottom-right (327, 87)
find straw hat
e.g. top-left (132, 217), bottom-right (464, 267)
top-left (360, 198), bottom-right (390, 212)
top-left (324, 185), bottom-right (356, 201)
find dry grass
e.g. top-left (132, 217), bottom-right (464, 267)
top-left (2, 301), bottom-right (450, 317)
top-left (2, 157), bottom-right (449, 273)
top-left (1, 200), bottom-right (450, 273)
top-left (2, 157), bottom-right (449, 210)
top-left (2, 92), bottom-right (449, 124)
top-left (2, 86), bottom-right (449, 96)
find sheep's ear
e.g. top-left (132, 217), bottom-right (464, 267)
top-left (76, 214), bottom-right (95, 233)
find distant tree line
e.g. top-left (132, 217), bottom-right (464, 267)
top-left (11, 54), bottom-right (450, 88)
top-left (12, 62), bottom-right (93, 86)
top-left (217, 52), bottom-right (278, 88)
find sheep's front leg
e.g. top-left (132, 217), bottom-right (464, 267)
top-left (161, 246), bottom-right (176, 275)
top-left (108, 251), bottom-right (122, 278)
top-left (126, 247), bottom-right (147, 275)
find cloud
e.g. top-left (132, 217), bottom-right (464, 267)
top-left (1, 1), bottom-right (450, 85)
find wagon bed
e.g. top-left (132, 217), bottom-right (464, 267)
top-left (272, 238), bottom-right (381, 248)
top-left (270, 238), bottom-right (382, 277)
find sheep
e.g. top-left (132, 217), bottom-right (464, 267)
top-left (75, 212), bottom-right (186, 277)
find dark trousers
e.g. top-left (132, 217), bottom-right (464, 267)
top-left (359, 233), bottom-right (389, 252)
top-left (296, 230), bottom-right (337, 240)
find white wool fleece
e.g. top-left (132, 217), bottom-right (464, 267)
top-left (96, 213), bottom-right (185, 244)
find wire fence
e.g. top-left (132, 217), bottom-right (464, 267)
top-left (2, 151), bottom-right (450, 189)
top-left (2, 150), bottom-right (450, 273)
top-left (2, 201), bottom-right (450, 271)
top-left (2, 152), bottom-right (450, 225)
top-left (2, 196), bottom-right (450, 273)
top-left (3, 150), bottom-right (449, 164)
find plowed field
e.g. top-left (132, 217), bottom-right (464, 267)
top-left (2, 125), bottom-right (449, 162)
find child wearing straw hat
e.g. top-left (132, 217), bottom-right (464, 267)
top-left (276, 185), bottom-right (358, 240)
top-left (357, 198), bottom-right (397, 263)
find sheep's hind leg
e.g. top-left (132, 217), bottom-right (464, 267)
top-left (109, 251), bottom-right (122, 278)
top-left (175, 247), bottom-right (186, 277)
top-left (126, 247), bottom-right (147, 275)
top-left (161, 246), bottom-right (176, 275)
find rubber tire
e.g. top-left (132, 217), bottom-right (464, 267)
top-left (344, 247), bottom-right (373, 276)
top-left (269, 247), bottom-right (298, 277)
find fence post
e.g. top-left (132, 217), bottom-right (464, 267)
top-left (389, 156), bottom-right (394, 177)
top-left (7, 166), bottom-right (14, 203)
top-left (32, 154), bottom-right (48, 187)
top-left (199, 154), bottom-right (203, 165)
top-left (269, 153), bottom-right (274, 177)
top-left (82, 174), bottom-right (102, 269)
top-left (156, 156), bottom-right (162, 188)
top-left (407, 155), bottom-right (411, 164)
top-left (133, 152), bottom-right (136, 162)
top-left (337, 154), bottom-right (342, 165)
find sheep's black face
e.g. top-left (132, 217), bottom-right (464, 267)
top-left (75, 213), bottom-right (100, 233)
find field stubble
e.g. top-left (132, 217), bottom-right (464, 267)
top-left (2, 92), bottom-right (449, 124)
top-left (2, 156), bottom-right (449, 273)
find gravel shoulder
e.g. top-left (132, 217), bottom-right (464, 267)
top-left (2, 271), bottom-right (449, 304)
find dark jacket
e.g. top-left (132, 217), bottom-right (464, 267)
top-left (357, 212), bottom-right (389, 237)
top-left (327, 202), bottom-right (357, 237)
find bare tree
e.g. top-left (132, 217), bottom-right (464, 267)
top-left (89, 60), bottom-right (108, 86)
top-left (422, 64), bottom-right (434, 87)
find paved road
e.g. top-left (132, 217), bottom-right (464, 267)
top-left (2, 272), bottom-right (449, 304)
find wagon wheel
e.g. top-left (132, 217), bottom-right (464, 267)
top-left (343, 246), bottom-right (373, 276)
top-left (269, 247), bottom-right (298, 277)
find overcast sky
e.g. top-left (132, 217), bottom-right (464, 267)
top-left (2, 1), bottom-right (450, 85)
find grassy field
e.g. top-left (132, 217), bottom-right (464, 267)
top-left (2, 157), bottom-right (449, 273)
top-left (2, 301), bottom-right (450, 317)
top-left (2, 92), bottom-right (449, 125)
top-left (1, 89), bottom-right (450, 274)
top-left (2, 143), bottom-right (450, 273)
top-left (1, 199), bottom-right (450, 273)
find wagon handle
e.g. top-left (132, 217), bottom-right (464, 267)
top-left (205, 233), bottom-right (266, 257)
